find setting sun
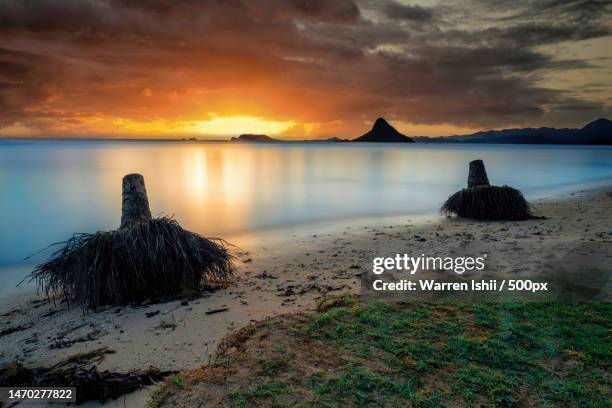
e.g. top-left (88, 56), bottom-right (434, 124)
top-left (102, 116), bottom-right (296, 138)
top-left (190, 116), bottom-right (295, 136)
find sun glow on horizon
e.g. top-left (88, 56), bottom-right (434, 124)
top-left (0, 115), bottom-right (298, 139)
top-left (190, 116), bottom-right (295, 136)
top-left (0, 114), bottom-right (522, 139)
top-left (107, 116), bottom-right (295, 138)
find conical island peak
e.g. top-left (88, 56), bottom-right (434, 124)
top-left (353, 117), bottom-right (414, 143)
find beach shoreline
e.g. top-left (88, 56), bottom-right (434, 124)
top-left (1, 185), bottom-right (611, 406)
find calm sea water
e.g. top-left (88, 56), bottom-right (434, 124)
top-left (1, 140), bottom-right (611, 294)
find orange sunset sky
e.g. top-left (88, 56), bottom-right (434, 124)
top-left (0, 0), bottom-right (611, 139)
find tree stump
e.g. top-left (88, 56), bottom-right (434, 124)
top-left (467, 159), bottom-right (490, 188)
top-left (120, 174), bottom-right (151, 228)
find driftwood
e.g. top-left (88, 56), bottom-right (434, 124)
top-left (205, 306), bottom-right (229, 315)
top-left (0, 348), bottom-right (176, 404)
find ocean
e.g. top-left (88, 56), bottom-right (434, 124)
top-left (1, 140), bottom-right (611, 299)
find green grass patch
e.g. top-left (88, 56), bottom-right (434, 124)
top-left (229, 381), bottom-right (290, 407)
top-left (170, 374), bottom-right (185, 389)
top-left (156, 297), bottom-right (611, 407)
top-left (304, 301), bottom-right (611, 407)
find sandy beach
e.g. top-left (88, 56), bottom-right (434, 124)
top-left (1, 186), bottom-right (611, 406)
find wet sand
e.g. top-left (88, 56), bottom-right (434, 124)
top-left (1, 186), bottom-right (611, 407)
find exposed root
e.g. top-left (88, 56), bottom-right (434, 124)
top-left (28, 217), bottom-right (234, 308)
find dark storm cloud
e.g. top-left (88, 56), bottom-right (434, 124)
top-left (0, 47), bottom-right (65, 122)
top-left (438, 22), bottom-right (611, 50)
top-left (512, 0), bottom-right (612, 23)
top-left (467, 0), bottom-right (612, 48)
top-left (0, 0), bottom-right (360, 36)
top-left (384, 2), bottom-right (434, 21)
top-left (0, 0), bottom-right (610, 135)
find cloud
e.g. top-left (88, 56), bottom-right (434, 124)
top-left (493, 0), bottom-right (612, 24)
top-left (0, 0), bottom-right (610, 137)
top-left (383, 2), bottom-right (434, 21)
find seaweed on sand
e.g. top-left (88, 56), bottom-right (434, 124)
top-left (0, 348), bottom-right (177, 404)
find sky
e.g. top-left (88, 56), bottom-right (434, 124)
top-left (0, 0), bottom-right (611, 139)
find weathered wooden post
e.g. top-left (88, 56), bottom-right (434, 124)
top-left (120, 174), bottom-right (152, 228)
top-left (467, 159), bottom-right (490, 188)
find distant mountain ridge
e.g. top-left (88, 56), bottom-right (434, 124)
top-left (230, 118), bottom-right (413, 143)
top-left (352, 117), bottom-right (414, 143)
top-left (414, 118), bottom-right (612, 145)
top-left (229, 118), bottom-right (611, 145)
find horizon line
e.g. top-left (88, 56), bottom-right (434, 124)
top-left (0, 117), bottom-right (607, 142)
